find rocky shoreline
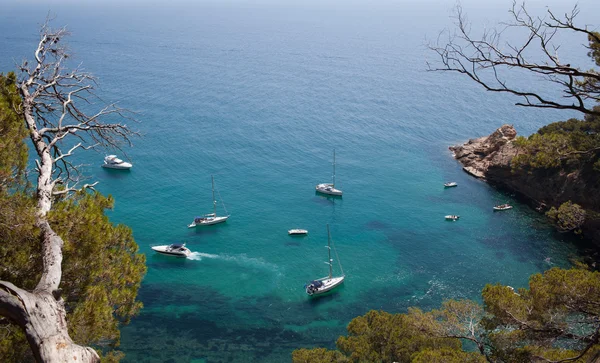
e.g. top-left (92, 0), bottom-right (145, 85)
top-left (450, 125), bottom-right (600, 245)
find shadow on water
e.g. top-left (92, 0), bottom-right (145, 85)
top-left (187, 224), bottom-right (226, 237)
top-left (313, 191), bottom-right (342, 205)
top-left (365, 220), bottom-right (390, 231)
top-left (147, 254), bottom-right (193, 270)
top-left (98, 167), bottom-right (132, 180)
top-left (304, 284), bottom-right (346, 304)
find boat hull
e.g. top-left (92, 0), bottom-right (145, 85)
top-left (288, 229), bottom-right (308, 235)
top-left (102, 163), bottom-right (132, 170)
top-left (316, 184), bottom-right (342, 196)
top-left (188, 215), bottom-right (229, 228)
top-left (493, 206), bottom-right (513, 211)
top-left (151, 245), bottom-right (190, 257)
top-left (306, 276), bottom-right (345, 296)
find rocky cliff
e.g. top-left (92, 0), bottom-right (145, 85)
top-left (450, 125), bottom-right (600, 244)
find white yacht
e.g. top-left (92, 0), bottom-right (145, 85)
top-left (151, 243), bottom-right (191, 257)
top-left (102, 155), bottom-right (132, 170)
top-left (445, 215), bottom-right (460, 221)
top-left (305, 224), bottom-right (345, 296)
top-left (188, 175), bottom-right (230, 227)
top-left (444, 182), bottom-right (457, 187)
top-left (316, 149), bottom-right (342, 196)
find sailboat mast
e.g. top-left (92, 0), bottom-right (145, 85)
top-left (211, 175), bottom-right (216, 215)
top-left (327, 224), bottom-right (333, 279)
top-left (332, 149), bottom-right (336, 187)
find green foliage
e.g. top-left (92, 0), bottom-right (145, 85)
top-left (0, 327), bottom-right (32, 362)
top-left (0, 191), bottom-right (146, 359)
top-left (546, 201), bottom-right (586, 233)
top-left (589, 32), bottom-right (600, 67)
top-left (338, 309), bottom-right (465, 362)
top-left (292, 348), bottom-right (349, 363)
top-left (411, 348), bottom-right (486, 363)
top-left (49, 192), bottom-right (146, 347)
top-left (0, 72), bottom-right (28, 189)
top-left (482, 267), bottom-right (600, 362)
top-left (293, 310), bottom-right (466, 363)
top-left (294, 267), bottom-right (600, 362)
top-left (512, 118), bottom-right (600, 171)
top-left (0, 190), bottom-right (40, 289)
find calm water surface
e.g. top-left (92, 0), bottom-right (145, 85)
top-left (1, 1), bottom-right (598, 361)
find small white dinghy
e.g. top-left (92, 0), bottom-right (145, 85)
top-left (444, 182), bottom-right (457, 187)
top-left (151, 243), bottom-right (191, 257)
top-left (102, 155), bottom-right (132, 169)
top-left (493, 204), bottom-right (513, 211)
top-left (445, 215), bottom-right (460, 221)
top-left (288, 229), bottom-right (308, 235)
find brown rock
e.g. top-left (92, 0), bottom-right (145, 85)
top-left (449, 124), bottom-right (517, 179)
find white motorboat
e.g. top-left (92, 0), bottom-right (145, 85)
top-left (151, 243), bottom-right (191, 257)
top-left (445, 215), bottom-right (460, 221)
top-left (316, 149), bottom-right (342, 196)
top-left (493, 204), bottom-right (513, 211)
top-left (444, 182), bottom-right (457, 187)
top-left (188, 175), bottom-right (230, 227)
top-left (305, 224), bottom-right (345, 296)
top-left (102, 155), bottom-right (132, 169)
top-left (288, 229), bottom-right (308, 235)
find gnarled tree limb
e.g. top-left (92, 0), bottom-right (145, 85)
top-left (427, 1), bottom-right (600, 117)
top-left (0, 19), bottom-right (137, 362)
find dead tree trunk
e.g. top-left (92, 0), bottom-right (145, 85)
top-left (0, 281), bottom-right (99, 362)
top-left (0, 21), bottom-right (134, 362)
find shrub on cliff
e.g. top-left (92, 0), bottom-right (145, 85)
top-left (511, 118), bottom-right (600, 172)
top-left (546, 201), bottom-right (587, 234)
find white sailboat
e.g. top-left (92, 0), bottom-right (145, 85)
top-left (188, 175), bottom-right (230, 228)
top-left (305, 224), bottom-right (345, 296)
top-left (316, 149), bottom-right (342, 196)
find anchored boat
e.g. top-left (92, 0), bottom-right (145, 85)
top-left (305, 224), bottom-right (345, 296)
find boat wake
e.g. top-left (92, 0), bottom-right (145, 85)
top-left (187, 252), bottom-right (219, 261)
top-left (186, 252), bottom-right (280, 272)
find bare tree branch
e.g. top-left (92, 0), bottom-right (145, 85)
top-left (427, 1), bottom-right (600, 116)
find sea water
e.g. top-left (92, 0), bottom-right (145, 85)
top-left (1, 1), bottom-right (598, 362)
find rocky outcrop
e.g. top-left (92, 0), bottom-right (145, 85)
top-left (451, 125), bottom-right (600, 245)
top-left (450, 124), bottom-right (518, 179)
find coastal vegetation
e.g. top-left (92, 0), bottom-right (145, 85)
top-left (293, 266), bottom-right (600, 363)
top-left (0, 23), bottom-right (145, 362)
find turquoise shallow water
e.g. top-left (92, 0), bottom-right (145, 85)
top-left (1, 1), bottom-right (599, 362)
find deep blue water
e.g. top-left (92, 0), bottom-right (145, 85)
top-left (1, 1), bottom-right (599, 362)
